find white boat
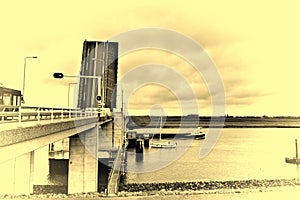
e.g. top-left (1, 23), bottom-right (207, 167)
top-left (150, 140), bottom-right (177, 148)
top-left (186, 126), bottom-right (206, 139)
top-left (150, 116), bottom-right (177, 148)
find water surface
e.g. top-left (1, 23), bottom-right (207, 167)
top-left (126, 128), bottom-right (300, 183)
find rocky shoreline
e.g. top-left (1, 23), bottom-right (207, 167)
top-left (119, 178), bottom-right (300, 193)
top-left (0, 192), bottom-right (107, 199)
top-left (1, 179), bottom-right (300, 199)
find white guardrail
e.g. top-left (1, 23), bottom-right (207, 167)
top-left (0, 105), bottom-right (98, 123)
top-left (107, 146), bottom-right (126, 195)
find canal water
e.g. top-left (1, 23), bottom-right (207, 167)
top-left (125, 128), bottom-right (300, 183)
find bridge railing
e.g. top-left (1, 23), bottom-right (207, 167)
top-left (107, 145), bottom-right (126, 195)
top-left (0, 105), bottom-right (98, 123)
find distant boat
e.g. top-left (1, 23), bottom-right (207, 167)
top-left (150, 140), bottom-right (177, 148)
top-left (285, 139), bottom-right (300, 164)
top-left (185, 126), bottom-right (206, 140)
top-left (150, 116), bottom-right (177, 148)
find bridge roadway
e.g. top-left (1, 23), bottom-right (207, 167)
top-left (0, 117), bottom-right (73, 132)
top-left (0, 105), bottom-right (105, 162)
top-left (0, 112), bottom-right (122, 195)
top-left (0, 116), bottom-right (100, 163)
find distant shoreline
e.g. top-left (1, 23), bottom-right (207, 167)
top-left (127, 116), bottom-right (300, 129)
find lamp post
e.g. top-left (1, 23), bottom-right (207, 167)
top-left (116, 83), bottom-right (126, 145)
top-left (68, 83), bottom-right (78, 109)
top-left (22, 56), bottom-right (38, 103)
top-left (53, 72), bottom-right (103, 111)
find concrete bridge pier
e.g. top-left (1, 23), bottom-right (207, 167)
top-left (33, 146), bottom-right (50, 186)
top-left (100, 121), bottom-right (114, 147)
top-left (99, 117), bottom-right (124, 148)
top-left (0, 145), bottom-right (52, 195)
top-left (68, 126), bottom-right (99, 194)
top-left (0, 151), bottom-right (34, 195)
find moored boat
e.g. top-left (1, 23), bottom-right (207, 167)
top-left (150, 140), bottom-right (177, 148)
top-left (186, 126), bottom-right (206, 139)
top-left (285, 157), bottom-right (300, 164)
top-left (285, 139), bottom-right (300, 164)
top-left (150, 116), bottom-right (177, 148)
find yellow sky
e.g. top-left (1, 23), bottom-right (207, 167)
top-left (1, 0), bottom-right (300, 116)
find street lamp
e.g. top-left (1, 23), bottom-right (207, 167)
top-left (53, 72), bottom-right (103, 110)
top-left (68, 83), bottom-right (77, 109)
top-left (115, 83), bottom-right (127, 145)
top-left (22, 56), bottom-right (38, 103)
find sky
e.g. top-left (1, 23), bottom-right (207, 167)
top-left (1, 0), bottom-right (300, 116)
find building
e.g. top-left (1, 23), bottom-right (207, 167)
top-left (0, 85), bottom-right (22, 106)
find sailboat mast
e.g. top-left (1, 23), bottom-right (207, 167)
top-left (159, 116), bottom-right (162, 140)
top-left (296, 139), bottom-right (298, 159)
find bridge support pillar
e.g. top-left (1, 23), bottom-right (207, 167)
top-left (68, 126), bottom-right (98, 194)
top-left (101, 121), bottom-right (114, 147)
top-left (33, 145), bottom-right (50, 185)
top-left (0, 151), bottom-right (34, 195)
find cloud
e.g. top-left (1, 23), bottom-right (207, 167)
top-left (1, 1), bottom-right (300, 115)
top-left (226, 86), bottom-right (271, 106)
